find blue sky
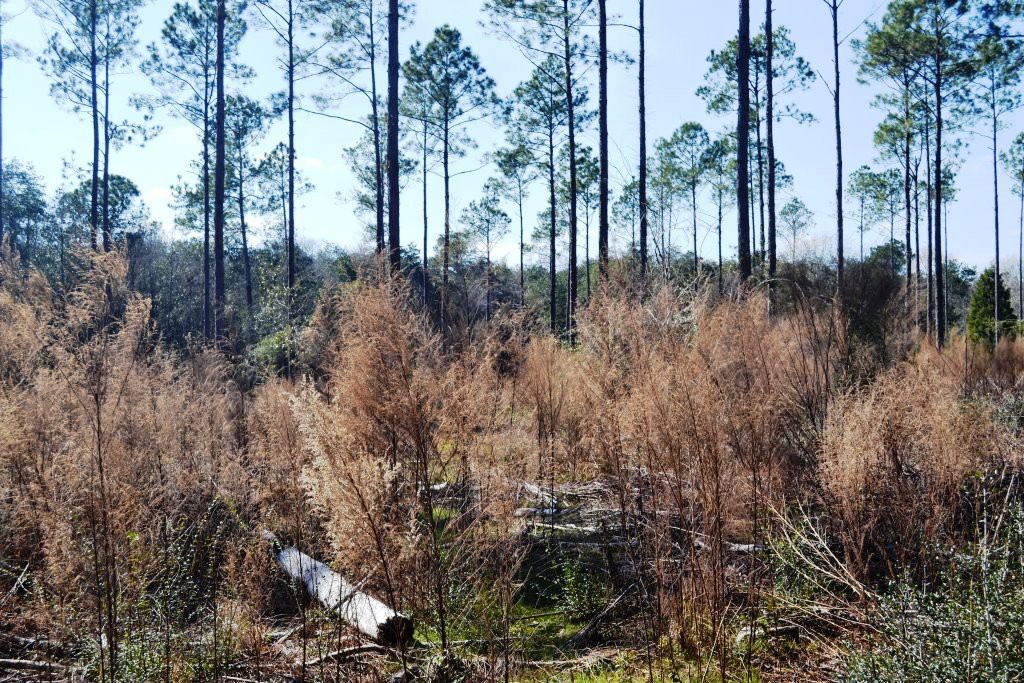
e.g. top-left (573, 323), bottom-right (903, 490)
top-left (2, 0), bottom-right (1019, 270)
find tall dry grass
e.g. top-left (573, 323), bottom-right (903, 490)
top-left (1, 247), bottom-right (1020, 681)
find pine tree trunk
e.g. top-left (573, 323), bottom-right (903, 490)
top-left (915, 168), bottom-right (921, 321)
top-left (859, 200), bottom-right (863, 264)
top-left (754, 78), bottom-right (765, 263)
top-left (692, 181), bottom-right (698, 277)
top-left (422, 123), bottom-right (428, 304)
top-left (1018, 175), bottom-right (1023, 313)
top-left (925, 115), bottom-right (933, 337)
top-left (203, 94), bottom-right (212, 339)
top-left (934, 50), bottom-right (946, 347)
top-left (765, 0), bottom-right (777, 278)
top-left (287, 0), bottom-right (296, 296)
top-left (598, 0), bottom-right (609, 280)
top-left (563, 0), bottom-right (578, 342)
top-left (214, 0), bottom-right (226, 341)
top-left (102, 35), bottom-right (111, 252)
top-left (638, 0), bottom-right (648, 282)
top-left (90, 0), bottom-right (99, 252)
top-left (548, 120), bottom-right (557, 334)
top-left (992, 87), bottom-right (1001, 343)
top-left (914, 163), bottom-right (921, 282)
top-left (519, 180), bottom-right (525, 305)
top-left (831, 0), bottom-right (843, 290)
top-left (369, 5), bottom-right (384, 256)
top-left (737, 0), bottom-right (752, 281)
top-left (901, 80), bottom-right (911, 308)
top-left (889, 207), bottom-right (895, 277)
top-left (585, 205), bottom-right (590, 298)
top-left (442, 119), bottom-right (451, 333)
top-left (717, 186), bottom-right (723, 294)
top-left (387, 0), bottom-right (400, 273)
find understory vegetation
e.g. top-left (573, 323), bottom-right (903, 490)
top-left (1, 244), bottom-right (1022, 682)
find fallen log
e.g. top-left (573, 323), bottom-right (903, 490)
top-left (261, 532), bottom-right (413, 647)
top-left (305, 644), bottom-right (388, 667)
top-left (0, 658), bottom-right (67, 673)
top-left (0, 633), bottom-right (49, 654)
top-left (734, 624), bottom-right (801, 647)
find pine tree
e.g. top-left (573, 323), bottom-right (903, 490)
top-left (226, 95), bottom-right (271, 337)
top-left (973, 7), bottom-right (1023, 343)
top-left (251, 0), bottom-right (319, 301)
top-left (822, 0), bottom-right (845, 289)
top-left (483, 0), bottom-right (596, 340)
top-left (139, 0), bottom-right (246, 338)
top-left (462, 178), bottom-right (510, 324)
top-left (403, 26), bottom-right (496, 335)
top-left (506, 57), bottom-right (577, 334)
top-left (35, 0), bottom-right (102, 250)
top-left (494, 143), bottom-right (538, 306)
top-left (659, 123), bottom-right (710, 279)
top-left (699, 24), bottom-right (814, 274)
top-left (704, 136), bottom-right (735, 294)
top-left (313, 0), bottom-right (408, 255)
top-left (386, 0), bottom-right (400, 273)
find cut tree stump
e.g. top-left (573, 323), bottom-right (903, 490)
top-left (261, 532), bottom-right (413, 647)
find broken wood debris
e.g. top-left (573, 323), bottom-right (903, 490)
top-left (261, 531), bottom-right (413, 647)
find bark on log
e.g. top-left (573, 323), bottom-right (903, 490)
top-left (262, 532), bottom-right (413, 647)
top-left (0, 658), bottom-right (68, 672)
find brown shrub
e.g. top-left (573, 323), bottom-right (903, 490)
top-left (819, 343), bottom-right (1017, 582)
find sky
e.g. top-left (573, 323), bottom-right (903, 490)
top-left (3, 0), bottom-right (1022, 271)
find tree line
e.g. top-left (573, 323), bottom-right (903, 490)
top-left (1, 0), bottom-right (1023, 348)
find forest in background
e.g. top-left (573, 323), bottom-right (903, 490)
top-left (3, 0), bottom-right (1024, 681)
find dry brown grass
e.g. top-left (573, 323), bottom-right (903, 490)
top-left (1, 249), bottom-right (1019, 681)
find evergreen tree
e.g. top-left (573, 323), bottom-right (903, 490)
top-left (312, 0), bottom-right (409, 255)
top-left (35, 0), bottom-right (102, 250)
top-left (704, 136), bottom-right (736, 293)
top-left (699, 24), bottom-right (814, 271)
top-left (506, 56), bottom-right (581, 333)
top-left (973, 6), bottom-right (1024, 342)
top-left (780, 196), bottom-right (812, 263)
top-left (658, 122), bottom-right (710, 278)
top-left (494, 142), bottom-right (537, 306)
top-left (251, 0), bottom-right (320, 299)
top-left (967, 266), bottom-right (1018, 346)
top-left (403, 25), bottom-right (496, 335)
top-left (462, 178), bottom-right (510, 323)
top-left (226, 94), bottom-right (271, 336)
top-left (139, 0), bottom-right (246, 337)
top-left (483, 0), bottom-right (596, 340)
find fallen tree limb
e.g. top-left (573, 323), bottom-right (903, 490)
top-left (516, 650), bottom-right (617, 670)
top-left (0, 658), bottom-right (67, 673)
top-left (566, 588), bottom-right (633, 650)
top-left (0, 633), bottom-right (49, 653)
top-left (305, 644), bottom-right (388, 667)
top-left (261, 532), bottom-right (413, 647)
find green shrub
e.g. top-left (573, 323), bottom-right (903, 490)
top-left (559, 554), bottom-right (607, 619)
top-left (844, 511), bottom-right (1024, 682)
top-left (249, 326), bottom-right (299, 375)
